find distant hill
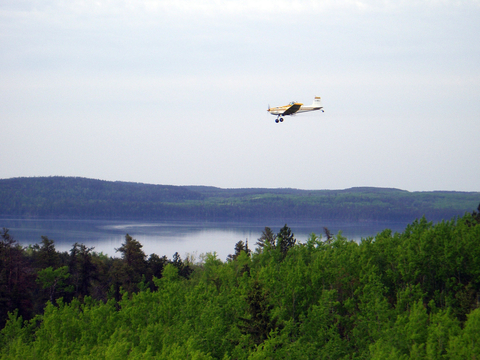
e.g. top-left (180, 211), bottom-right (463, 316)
top-left (0, 176), bottom-right (478, 222)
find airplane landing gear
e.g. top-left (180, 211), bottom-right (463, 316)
top-left (275, 117), bottom-right (284, 123)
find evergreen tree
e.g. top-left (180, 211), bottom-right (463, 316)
top-left (146, 253), bottom-right (168, 290)
top-left (33, 236), bottom-right (60, 269)
top-left (69, 243), bottom-right (96, 298)
top-left (255, 227), bottom-right (276, 250)
top-left (0, 228), bottom-right (35, 328)
top-left (114, 234), bottom-right (147, 293)
top-left (227, 240), bottom-right (251, 261)
top-left (172, 252), bottom-right (193, 279)
top-left (238, 280), bottom-right (277, 347)
top-left (276, 224), bottom-right (296, 258)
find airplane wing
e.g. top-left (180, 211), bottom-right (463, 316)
top-left (282, 103), bottom-right (301, 115)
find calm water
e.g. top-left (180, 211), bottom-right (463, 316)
top-left (0, 218), bottom-right (409, 262)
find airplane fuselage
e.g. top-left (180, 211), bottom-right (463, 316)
top-left (267, 103), bottom-right (323, 115)
top-left (267, 97), bottom-right (323, 123)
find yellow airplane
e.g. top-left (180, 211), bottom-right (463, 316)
top-left (267, 96), bottom-right (324, 123)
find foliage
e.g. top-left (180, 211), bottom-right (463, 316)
top-left (255, 227), bottom-right (276, 250)
top-left (1, 209), bottom-right (480, 359)
top-left (36, 266), bottom-right (73, 303)
top-left (227, 240), bottom-right (251, 262)
top-left (0, 228), bottom-right (36, 329)
top-left (1, 176), bottom-right (478, 222)
top-left (276, 224), bottom-right (296, 257)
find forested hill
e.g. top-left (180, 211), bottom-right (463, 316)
top-left (0, 176), bottom-right (478, 222)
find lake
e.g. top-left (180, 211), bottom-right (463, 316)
top-left (0, 218), bottom-right (410, 262)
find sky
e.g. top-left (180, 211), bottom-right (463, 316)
top-left (1, 0), bottom-right (479, 192)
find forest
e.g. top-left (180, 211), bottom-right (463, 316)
top-left (1, 205), bottom-right (480, 359)
top-left (1, 176), bottom-right (479, 222)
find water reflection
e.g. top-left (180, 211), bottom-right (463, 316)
top-left (0, 219), bottom-right (410, 262)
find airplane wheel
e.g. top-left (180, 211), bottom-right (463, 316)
top-left (280, 118), bottom-right (284, 122)
top-left (275, 119), bottom-right (279, 123)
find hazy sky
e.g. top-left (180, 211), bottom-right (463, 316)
top-left (1, 0), bottom-right (479, 191)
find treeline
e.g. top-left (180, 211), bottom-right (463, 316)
top-left (0, 230), bottom-right (192, 330)
top-left (1, 176), bottom-right (479, 222)
top-left (1, 207), bottom-right (480, 359)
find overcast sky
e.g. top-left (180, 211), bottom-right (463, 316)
top-left (1, 0), bottom-right (479, 192)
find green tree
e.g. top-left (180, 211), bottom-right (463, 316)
top-left (255, 227), bottom-right (276, 251)
top-left (276, 224), bottom-right (296, 258)
top-left (69, 243), bottom-right (96, 298)
top-left (352, 271), bottom-right (393, 356)
top-left (115, 234), bottom-right (146, 272)
top-left (468, 202), bottom-right (480, 225)
top-left (447, 307), bottom-right (480, 359)
top-left (227, 240), bottom-right (251, 262)
top-left (296, 289), bottom-right (347, 359)
top-left (33, 236), bottom-right (60, 270)
top-left (426, 307), bottom-right (460, 360)
top-left (0, 228), bottom-right (35, 328)
top-left (172, 252), bottom-right (193, 279)
top-left (146, 253), bottom-right (168, 290)
top-left (36, 266), bottom-right (73, 304)
top-left (114, 234), bottom-right (147, 293)
top-left (237, 280), bottom-right (277, 347)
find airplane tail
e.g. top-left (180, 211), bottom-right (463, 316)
top-left (312, 96), bottom-right (322, 107)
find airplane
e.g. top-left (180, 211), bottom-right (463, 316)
top-left (267, 96), bottom-right (324, 123)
